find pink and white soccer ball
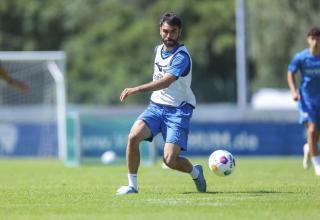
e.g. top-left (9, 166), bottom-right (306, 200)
top-left (208, 150), bottom-right (235, 177)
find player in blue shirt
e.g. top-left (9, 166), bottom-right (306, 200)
top-left (116, 12), bottom-right (206, 195)
top-left (287, 26), bottom-right (320, 176)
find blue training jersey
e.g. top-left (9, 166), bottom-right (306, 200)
top-left (288, 48), bottom-right (320, 106)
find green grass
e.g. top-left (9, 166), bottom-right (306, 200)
top-left (0, 157), bottom-right (320, 220)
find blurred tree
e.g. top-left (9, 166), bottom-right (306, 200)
top-left (247, 0), bottom-right (320, 94)
top-left (0, 0), bottom-right (237, 104)
top-left (65, 0), bottom-right (237, 104)
top-left (0, 0), bottom-right (68, 50)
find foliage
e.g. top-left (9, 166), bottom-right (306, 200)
top-left (3, 0), bottom-right (318, 104)
top-left (0, 0), bottom-right (236, 104)
top-left (247, 0), bottom-right (320, 92)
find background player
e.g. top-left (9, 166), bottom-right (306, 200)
top-left (287, 26), bottom-right (320, 175)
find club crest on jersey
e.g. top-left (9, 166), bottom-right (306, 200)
top-left (153, 72), bottom-right (164, 81)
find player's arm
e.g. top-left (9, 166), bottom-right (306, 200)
top-left (287, 71), bottom-right (299, 101)
top-left (120, 73), bottom-right (175, 102)
top-left (120, 51), bottom-right (189, 102)
top-left (0, 65), bottom-right (28, 91)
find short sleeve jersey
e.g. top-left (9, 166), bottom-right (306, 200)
top-left (288, 48), bottom-right (320, 106)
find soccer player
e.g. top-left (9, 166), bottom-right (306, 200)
top-left (116, 12), bottom-right (206, 195)
top-left (0, 64), bottom-right (28, 91)
top-left (287, 26), bottom-right (320, 176)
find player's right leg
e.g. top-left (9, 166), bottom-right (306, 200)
top-left (306, 122), bottom-right (320, 176)
top-left (299, 104), bottom-right (320, 175)
top-left (126, 120), bottom-right (152, 173)
top-left (116, 120), bottom-right (152, 195)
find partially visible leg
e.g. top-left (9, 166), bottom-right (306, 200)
top-left (303, 143), bottom-right (310, 169)
top-left (306, 122), bottom-right (320, 175)
top-left (307, 122), bottom-right (319, 156)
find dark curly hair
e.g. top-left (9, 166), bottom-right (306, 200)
top-left (159, 12), bottom-right (182, 28)
top-left (307, 27), bottom-right (320, 37)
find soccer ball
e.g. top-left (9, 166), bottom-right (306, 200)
top-left (208, 150), bottom-right (235, 177)
top-left (101, 150), bottom-right (117, 165)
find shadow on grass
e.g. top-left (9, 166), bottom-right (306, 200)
top-left (181, 190), bottom-right (295, 195)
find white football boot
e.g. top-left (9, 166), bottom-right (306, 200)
top-left (116, 186), bottom-right (138, 195)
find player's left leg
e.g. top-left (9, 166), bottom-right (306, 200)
top-left (161, 103), bottom-right (206, 192)
top-left (303, 122), bottom-right (310, 169)
top-left (163, 143), bottom-right (192, 172)
top-left (163, 143), bottom-right (206, 192)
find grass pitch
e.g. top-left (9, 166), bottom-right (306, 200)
top-left (0, 157), bottom-right (320, 220)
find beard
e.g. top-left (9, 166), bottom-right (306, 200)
top-left (162, 37), bottom-right (179, 48)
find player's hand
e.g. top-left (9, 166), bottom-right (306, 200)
top-left (291, 91), bottom-right (299, 101)
top-left (9, 79), bottom-right (29, 92)
top-left (120, 88), bottom-right (134, 102)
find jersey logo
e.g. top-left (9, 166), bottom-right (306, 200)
top-left (155, 62), bottom-right (166, 72)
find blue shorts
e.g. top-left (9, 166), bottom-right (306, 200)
top-left (298, 100), bottom-right (320, 129)
top-left (137, 102), bottom-right (193, 151)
